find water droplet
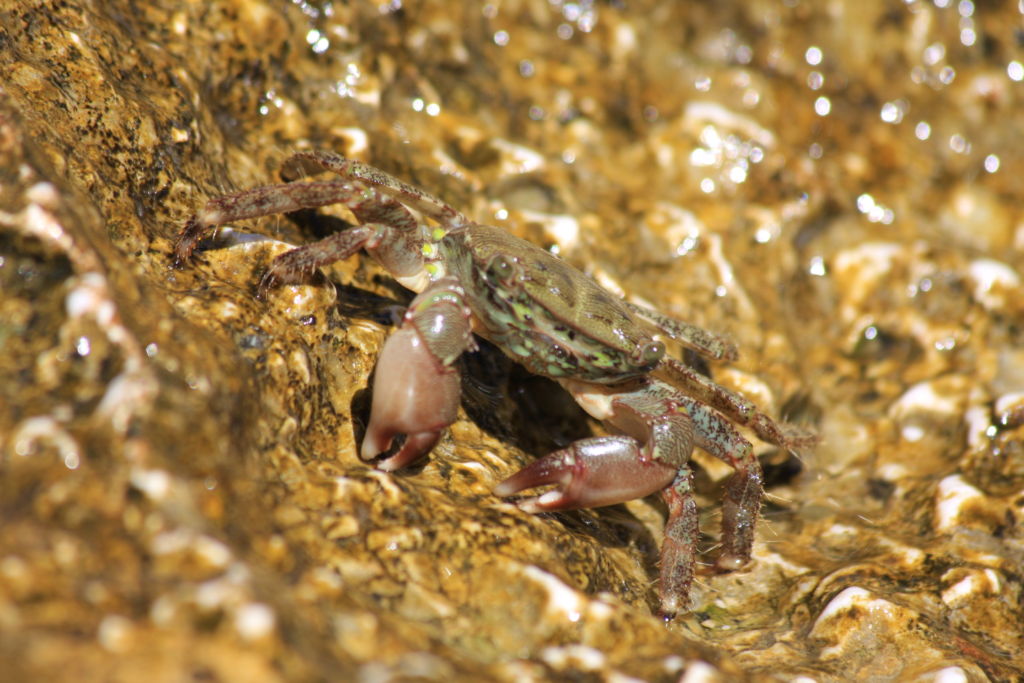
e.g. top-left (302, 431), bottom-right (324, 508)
top-left (949, 133), bottom-right (969, 154)
top-left (75, 336), bottom-right (91, 357)
top-left (923, 42), bottom-right (946, 66)
top-left (880, 101), bottom-right (902, 124)
top-left (808, 256), bottom-right (826, 276)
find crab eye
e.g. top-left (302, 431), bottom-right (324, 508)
top-left (487, 255), bottom-right (516, 283)
top-left (635, 341), bottom-right (665, 367)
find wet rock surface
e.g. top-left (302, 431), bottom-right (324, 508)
top-left (1, 1), bottom-right (1022, 680)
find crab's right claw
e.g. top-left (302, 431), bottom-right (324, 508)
top-left (360, 325), bottom-right (461, 471)
top-left (493, 436), bottom-right (678, 512)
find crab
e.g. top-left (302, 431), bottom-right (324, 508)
top-left (174, 151), bottom-right (814, 615)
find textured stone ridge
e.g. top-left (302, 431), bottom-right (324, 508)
top-left (1, 1), bottom-right (1022, 680)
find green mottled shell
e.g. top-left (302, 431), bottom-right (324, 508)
top-left (441, 224), bottom-right (660, 383)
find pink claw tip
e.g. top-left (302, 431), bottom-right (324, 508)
top-left (360, 325), bottom-right (460, 471)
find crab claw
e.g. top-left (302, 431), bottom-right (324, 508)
top-left (361, 325), bottom-right (461, 471)
top-left (493, 436), bottom-right (678, 512)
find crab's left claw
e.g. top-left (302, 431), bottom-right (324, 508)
top-left (360, 277), bottom-right (474, 472)
top-left (361, 325), bottom-right (461, 471)
top-left (493, 436), bottom-right (678, 512)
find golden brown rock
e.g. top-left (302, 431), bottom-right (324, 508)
top-left (1, 0), bottom-right (1021, 680)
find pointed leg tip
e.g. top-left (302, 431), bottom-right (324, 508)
top-left (254, 281), bottom-right (274, 301)
top-left (657, 581), bottom-right (696, 618)
top-left (172, 241), bottom-right (193, 268)
top-left (172, 219), bottom-right (204, 265)
top-left (656, 580), bottom-right (693, 618)
top-left (786, 428), bottom-right (819, 449)
top-left (714, 553), bottom-right (748, 572)
top-left (657, 604), bottom-right (680, 621)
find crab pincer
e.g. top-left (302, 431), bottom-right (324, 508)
top-left (360, 325), bottom-right (461, 471)
top-left (493, 436), bottom-right (678, 512)
top-left (360, 277), bottom-right (474, 471)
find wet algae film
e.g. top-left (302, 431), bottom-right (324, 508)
top-left (1, 1), bottom-right (1022, 680)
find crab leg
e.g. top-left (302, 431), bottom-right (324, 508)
top-left (659, 467), bottom-right (699, 616)
top-left (250, 224), bottom-right (379, 296)
top-left (655, 357), bottom-right (816, 449)
top-left (623, 301), bottom-right (738, 361)
top-left (176, 180), bottom-right (353, 264)
top-left (279, 151), bottom-right (471, 227)
top-left (361, 277), bottom-right (475, 471)
top-left (173, 177), bottom-right (428, 290)
top-left (671, 395), bottom-right (763, 571)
